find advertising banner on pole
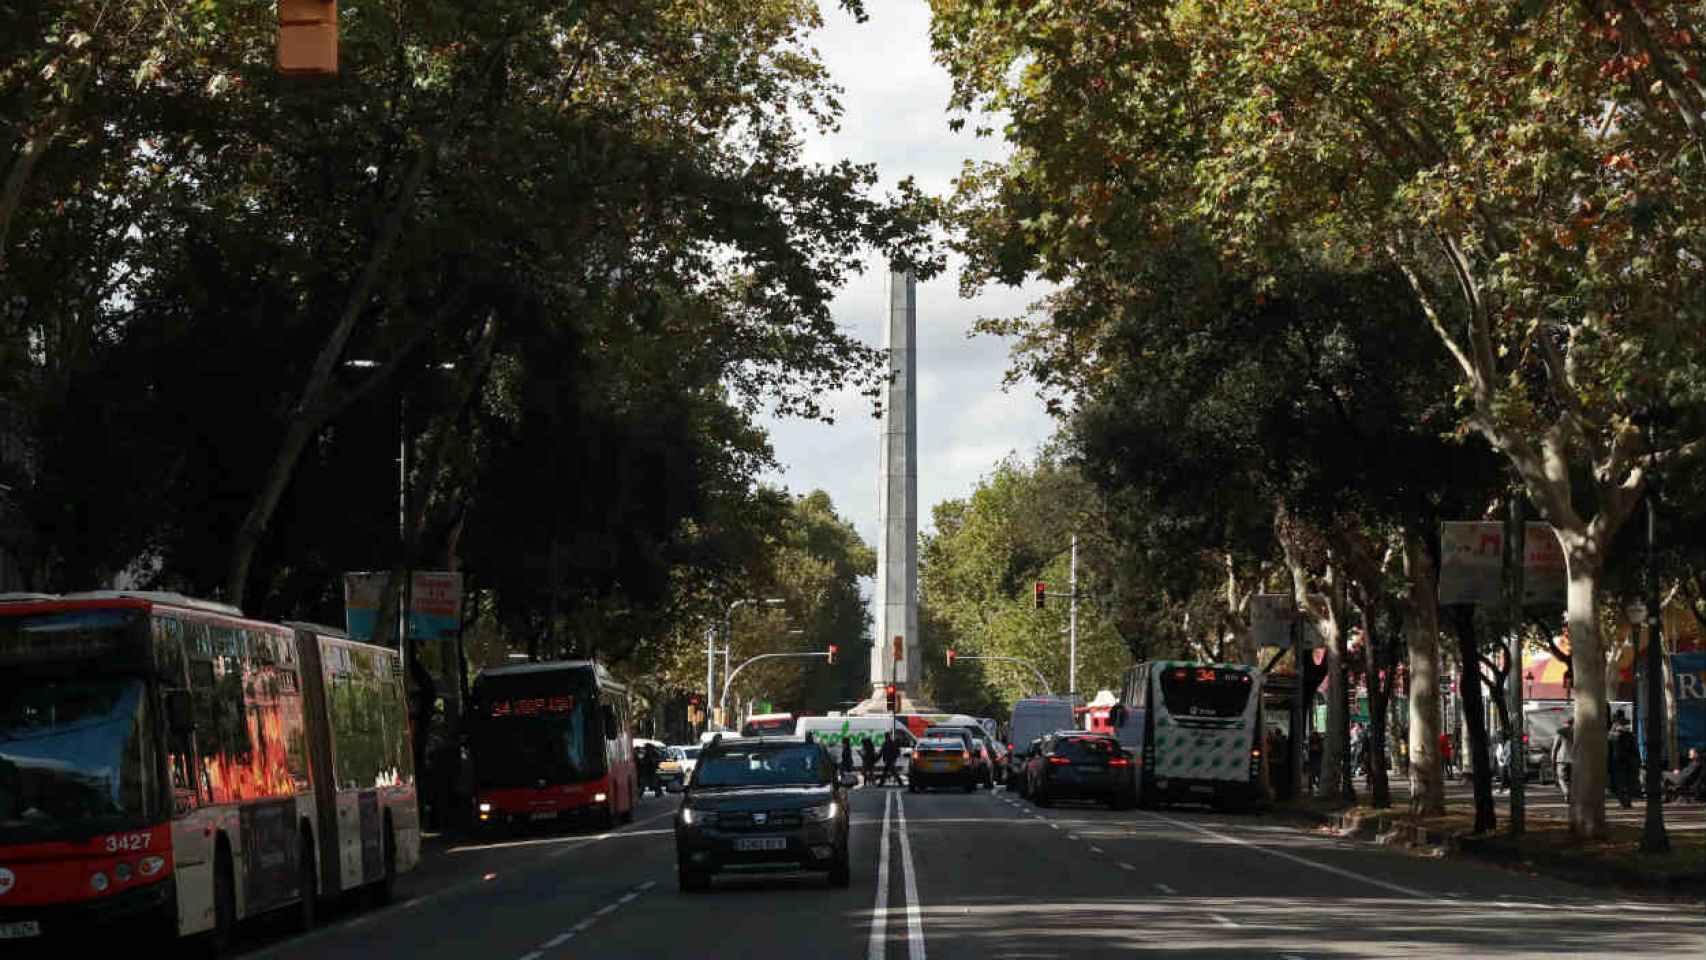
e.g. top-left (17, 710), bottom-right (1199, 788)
top-left (1438, 521), bottom-right (1566, 607)
top-left (344, 571), bottom-right (464, 710)
top-left (1674, 652), bottom-right (1706, 754)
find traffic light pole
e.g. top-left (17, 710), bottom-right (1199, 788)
top-left (719, 651), bottom-right (832, 725)
top-left (1069, 534), bottom-right (1078, 699)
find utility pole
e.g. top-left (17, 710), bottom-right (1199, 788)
top-left (1069, 533), bottom-right (1079, 699)
top-left (1505, 497), bottom-right (1526, 836)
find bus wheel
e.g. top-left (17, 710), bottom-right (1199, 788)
top-left (296, 832), bottom-right (318, 932)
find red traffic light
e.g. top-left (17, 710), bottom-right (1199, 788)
top-left (946, 648), bottom-right (956, 668)
top-left (885, 684), bottom-right (896, 695)
top-left (826, 643), bottom-right (838, 665)
top-left (1034, 581), bottom-right (1046, 609)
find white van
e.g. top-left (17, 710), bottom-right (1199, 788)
top-left (794, 715), bottom-right (917, 777)
top-left (1009, 697), bottom-right (1076, 753)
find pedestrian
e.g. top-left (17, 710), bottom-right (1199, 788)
top-left (840, 737), bottom-right (855, 779)
top-left (1676, 746), bottom-right (1705, 802)
top-left (1551, 717), bottom-right (1575, 800)
top-left (1610, 711), bottom-right (1640, 808)
top-left (1439, 732), bottom-right (1455, 779)
top-left (880, 733), bottom-right (901, 788)
top-left (1494, 731), bottom-right (1512, 793)
top-left (861, 736), bottom-right (878, 787)
top-left (638, 743), bottom-right (662, 797)
top-left (1307, 731), bottom-right (1323, 794)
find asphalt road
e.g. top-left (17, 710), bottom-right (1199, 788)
top-left (239, 787), bottom-right (1704, 960)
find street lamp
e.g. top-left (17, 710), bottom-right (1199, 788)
top-left (706, 597), bottom-right (784, 731)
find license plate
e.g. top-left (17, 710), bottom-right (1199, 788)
top-left (0, 921), bottom-right (41, 940)
top-left (1189, 785), bottom-right (1214, 794)
top-left (733, 836), bottom-right (788, 852)
top-left (530, 811), bottom-right (558, 821)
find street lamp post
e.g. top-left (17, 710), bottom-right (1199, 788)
top-left (710, 597), bottom-right (783, 730)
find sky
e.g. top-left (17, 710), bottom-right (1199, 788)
top-left (756, 1), bottom-right (1056, 558)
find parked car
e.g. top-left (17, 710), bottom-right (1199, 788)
top-left (908, 736), bottom-right (980, 792)
top-left (1009, 738), bottom-right (1044, 797)
top-left (1024, 731), bottom-right (1136, 809)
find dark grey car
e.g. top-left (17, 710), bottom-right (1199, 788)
top-left (673, 736), bottom-right (857, 892)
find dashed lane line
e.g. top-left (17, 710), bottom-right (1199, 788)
top-left (1117, 862), bottom-right (1136, 872)
top-left (1209, 913), bottom-right (1239, 928)
top-left (1154, 883), bottom-right (1176, 895)
top-left (514, 878), bottom-right (656, 959)
top-left (1089, 846), bottom-right (1104, 854)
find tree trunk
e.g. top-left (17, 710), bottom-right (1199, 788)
top-left (1361, 600), bottom-right (1392, 808)
top-left (1450, 606), bottom-right (1498, 833)
top-left (1318, 584), bottom-right (1349, 802)
top-left (1563, 549), bottom-right (1610, 839)
top-left (1403, 532), bottom-right (1445, 814)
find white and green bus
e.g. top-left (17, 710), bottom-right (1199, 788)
top-left (1112, 661), bottom-right (1263, 810)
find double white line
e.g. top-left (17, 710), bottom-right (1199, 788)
top-left (867, 790), bottom-right (925, 960)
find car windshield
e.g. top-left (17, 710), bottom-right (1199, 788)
top-left (918, 739), bottom-right (965, 752)
top-left (0, 675), bottom-right (160, 842)
top-left (693, 743), bottom-right (832, 787)
top-left (680, 747), bottom-right (700, 760)
top-left (1158, 666), bottom-right (1255, 719)
top-left (470, 672), bottom-right (605, 789)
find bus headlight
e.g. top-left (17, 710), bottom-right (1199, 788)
top-left (478, 802), bottom-right (493, 813)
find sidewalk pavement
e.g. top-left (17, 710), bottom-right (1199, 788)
top-left (1370, 770), bottom-right (1706, 833)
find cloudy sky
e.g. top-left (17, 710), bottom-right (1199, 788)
top-left (756, 2), bottom-right (1056, 555)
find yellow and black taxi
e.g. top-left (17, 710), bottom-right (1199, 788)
top-left (907, 736), bottom-right (980, 792)
top-left (672, 735), bottom-right (856, 892)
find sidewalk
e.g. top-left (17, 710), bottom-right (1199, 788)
top-left (1313, 771), bottom-right (1706, 898)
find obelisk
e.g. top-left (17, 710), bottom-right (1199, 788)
top-left (873, 268), bottom-right (921, 702)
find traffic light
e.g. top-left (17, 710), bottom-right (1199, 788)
top-left (826, 643), bottom-right (838, 665)
top-left (277, 1), bottom-right (339, 76)
top-left (1034, 581), bottom-right (1046, 609)
top-left (885, 684), bottom-right (899, 713)
top-left (946, 648), bottom-right (956, 668)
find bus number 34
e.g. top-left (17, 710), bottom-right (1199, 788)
top-left (105, 833), bottom-right (152, 853)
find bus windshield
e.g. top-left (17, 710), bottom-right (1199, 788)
top-left (471, 672), bottom-right (605, 789)
top-left (1159, 666), bottom-right (1254, 719)
top-left (0, 675), bottom-right (159, 842)
top-left (740, 716), bottom-right (793, 738)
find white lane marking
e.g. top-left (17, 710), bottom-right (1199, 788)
top-left (595, 903), bottom-right (619, 916)
top-left (638, 880), bottom-right (656, 891)
top-left (543, 933), bottom-right (572, 948)
top-left (895, 794), bottom-right (927, 960)
top-left (247, 811), bottom-right (674, 960)
top-left (1154, 883), bottom-right (1176, 894)
top-left (1117, 862), bottom-right (1136, 872)
top-left (617, 892), bottom-right (638, 904)
top-left (1047, 823), bottom-right (1060, 831)
top-left (1209, 913), bottom-right (1238, 928)
top-left (1068, 833), bottom-right (1080, 840)
top-left (1136, 810), bottom-right (1431, 899)
top-left (1089, 846), bottom-right (1104, 854)
top-left (867, 789), bottom-right (894, 960)
top-left (518, 952), bottom-right (543, 960)
top-left (572, 919), bottom-right (595, 933)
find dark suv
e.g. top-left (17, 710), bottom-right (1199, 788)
top-left (1024, 731), bottom-right (1137, 809)
top-left (673, 736), bottom-right (857, 892)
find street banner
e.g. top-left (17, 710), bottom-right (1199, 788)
top-left (1250, 593), bottom-right (1324, 649)
top-left (1675, 652), bottom-right (1706, 754)
top-left (1437, 521), bottom-right (1566, 607)
top-left (344, 571), bottom-right (465, 710)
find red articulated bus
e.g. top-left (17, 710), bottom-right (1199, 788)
top-left (468, 661), bottom-right (636, 833)
top-left (0, 592), bottom-right (418, 950)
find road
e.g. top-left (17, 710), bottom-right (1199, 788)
top-left (241, 787), bottom-right (1703, 960)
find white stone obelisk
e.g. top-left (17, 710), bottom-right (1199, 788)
top-left (873, 269), bottom-right (921, 701)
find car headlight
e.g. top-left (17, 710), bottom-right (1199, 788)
top-left (802, 801), bottom-right (839, 821)
top-left (681, 807), bottom-right (716, 826)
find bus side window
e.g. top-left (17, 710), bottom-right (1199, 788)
top-left (153, 616), bottom-right (199, 810)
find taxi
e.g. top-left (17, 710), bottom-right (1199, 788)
top-left (907, 736), bottom-right (979, 792)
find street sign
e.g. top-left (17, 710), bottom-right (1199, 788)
top-left (1438, 522), bottom-right (1566, 606)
